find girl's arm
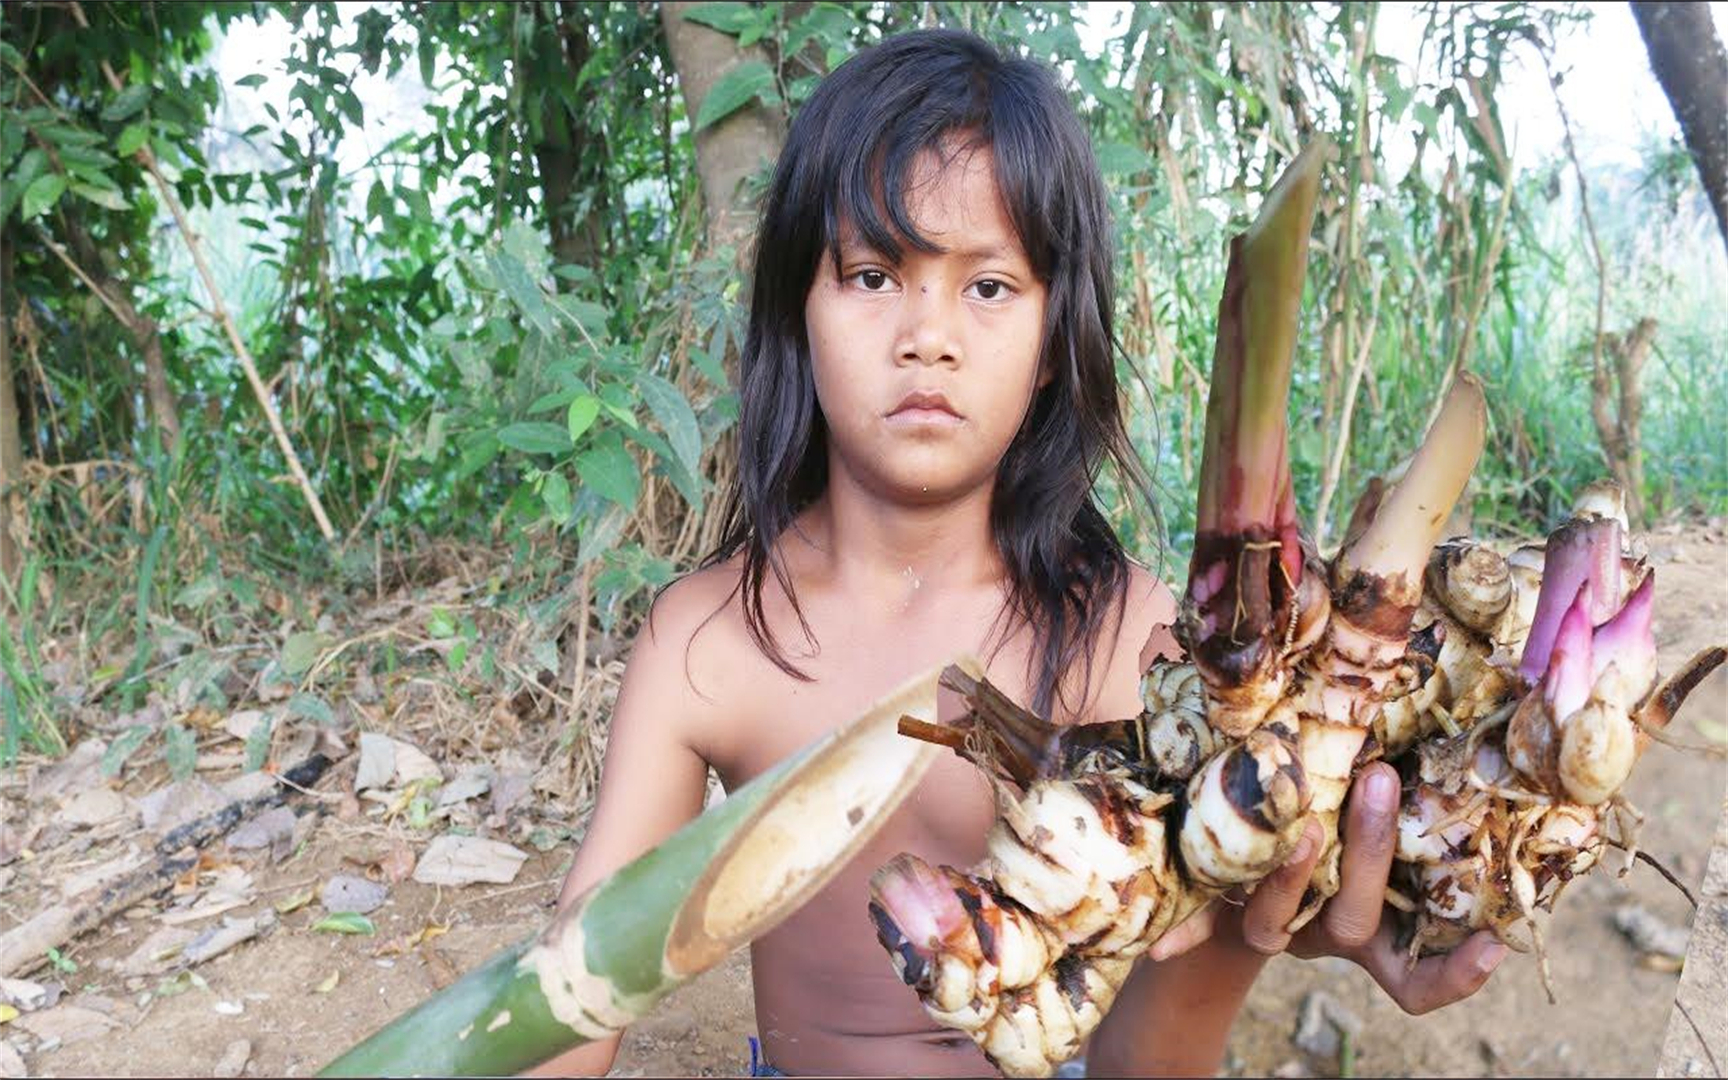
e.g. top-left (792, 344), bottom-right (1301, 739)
top-left (1084, 820), bottom-right (1323, 1075)
top-left (523, 577), bottom-right (725, 1077)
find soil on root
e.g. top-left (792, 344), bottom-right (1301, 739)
top-left (16, 525), bottom-right (1725, 1079)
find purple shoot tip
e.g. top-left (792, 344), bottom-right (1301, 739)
top-left (1542, 584), bottom-right (1595, 721)
top-left (1590, 571), bottom-right (1657, 709)
top-left (1519, 516), bottom-right (1622, 684)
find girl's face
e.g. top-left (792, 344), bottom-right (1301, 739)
top-left (804, 145), bottom-right (1049, 507)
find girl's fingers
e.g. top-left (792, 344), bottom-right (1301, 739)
top-left (1321, 763), bottom-right (1401, 949)
top-left (1357, 926), bottom-right (1508, 1015)
top-left (1238, 816), bottom-right (1323, 956)
top-left (1149, 901), bottom-right (1217, 962)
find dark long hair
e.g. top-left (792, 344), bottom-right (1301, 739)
top-left (701, 28), bottom-right (1152, 719)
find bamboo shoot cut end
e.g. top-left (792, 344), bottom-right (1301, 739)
top-left (664, 659), bottom-right (971, 971)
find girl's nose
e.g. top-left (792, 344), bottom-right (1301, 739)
top-left (896, 285), bottom-right (961, 368)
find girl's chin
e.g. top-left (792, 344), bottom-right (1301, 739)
top-left (872, 469), bottom-right (987, 505)
top-left (829, 445), bottom-right (996, 505)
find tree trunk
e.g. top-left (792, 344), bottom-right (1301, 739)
top-left (0, 234), bottom-right (25, 593)
top-left (1632, 2), bottom-right (1728, 254)
top-left (534, 2), bottom-right (608, 270)
top-left (660, 1), bottom-right (788, 254)
top-left (63, 220), bottom-right (180, 449)
top-left (1589, 317), bottom-right (1656, 527)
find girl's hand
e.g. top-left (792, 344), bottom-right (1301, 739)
top-left (1148, 762), bottom-right (1508, 1015)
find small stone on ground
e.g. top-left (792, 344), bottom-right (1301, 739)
top-left (320, 875), bottom-right (388, 915)
top-left (1293, 989), bottom-right (1362, 1060)
top-left (212, 1037), bottom-right (251, 1078)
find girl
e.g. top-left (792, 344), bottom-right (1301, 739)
top-left (535, 28), bottom-right (1504, 1078)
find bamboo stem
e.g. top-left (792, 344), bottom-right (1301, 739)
top-left (322, 662), bottom-right (958, 1076)
top-left (68, 1), bottom-right (336, 542)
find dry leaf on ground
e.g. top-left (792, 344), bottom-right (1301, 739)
top-left (411, 835), bottom-right (527, 887)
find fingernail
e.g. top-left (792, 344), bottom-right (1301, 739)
top-left (1365, 768), bottom-right (1397, 813)
top-left (1289, 834), bottom-right (1315, 865)
top-left (1475, 941), bottom-right (1509, 974)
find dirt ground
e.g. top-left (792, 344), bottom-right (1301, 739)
top-left (5, 524), bottom-right (1725, 1079)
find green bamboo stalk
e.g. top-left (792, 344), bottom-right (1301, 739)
top-left (320, 661), bottom-right (964, 1077)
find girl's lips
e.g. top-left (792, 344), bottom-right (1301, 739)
top-left (886, 407), bottom-right (965, 427)
top-left (886, 390), bottom-right (964, 426)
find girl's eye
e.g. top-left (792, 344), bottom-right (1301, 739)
top-left (968, 279), bottom-right (1012, 301)
top-left (855, 270), bottom-right (890, 291)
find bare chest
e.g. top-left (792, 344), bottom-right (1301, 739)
top-left (704, 611), bottom-right (1013, 856)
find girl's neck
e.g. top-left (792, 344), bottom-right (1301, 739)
top-left (800, 455), bottom-right (1005, 600)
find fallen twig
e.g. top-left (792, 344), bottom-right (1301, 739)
top-left (0, 754), bottom-right (332, 978)
top-left (68, 0), bottom-right (336, 541)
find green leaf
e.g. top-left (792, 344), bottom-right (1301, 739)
top-left (577, 503), bottom-right (628, 567)
top-left (425, 609), bottom-right (457, 639)
top-left (311, 912), bottom-right (375, 935)
top-left (453, 434), bottom-right (499, 481)
top-left (488, 249), bottom-right (556, 339)
top-left (496, 421), bottom-right (571, 455)
top-left (598, 382), bottom-right (639, 429)
top-left (20, 172), bottom-right (67, 220)
top-left (418, 34), bottom-right (437, 86)
top-left (288, 693), bottom-right (335, 726)
top-left (1095, 142), bottom-right (1154, 177)
top-left (549, 295), bottom-right (609, 342)
top-left (164, 722), bottom-right (197, 782)
top-left (679, 3), bottom-right (758, 35)
top-left (542, 470), bottom-right (573, 524)
top-left (46, 947), bottom-right (78, 975)
top-left (695, 322), bottom-right (731, 384)
top-left (566, 395), bottom-right (600, 444)
top-left (338, 88), bottom-right (364, 127)
top-left (694, 61), bottom-right (774, 132)
top-left (1412, 101), bottom-right (1441, 136)
top-left (101, 84), bottom-right (151, 123)
top-left (627, 427), bottom-right (704, 512)
top-left (366, 179), bottom-right (388, 222)
top-left (71, 182), bottom-right (129, 211)
top-left (281, 631), bottom-right (323, 676)
top-left (576, 434), bottom-right (641, 509)
top-left (638, 374), bottom-right (702, 474)
top-left (528, 387), bottom-right (580, 414)
top-left (6, 148), bottom-right (48, 214)
top-left (790, 4), bottom-right (855, 52)
top-left (100, 725), bottom-right (153, 778)
top-left (116, 123), bottom-right (149, 157)
top-left (235, 73), bottom-right (267, 90)
top-left (502, 218), bottom-right (552, 277)
top-left (173, 573), bottom-right (224, 610)
top-left (243, 714), bottom-right (274, 772)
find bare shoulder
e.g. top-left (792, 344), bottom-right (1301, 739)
top-left (1124, 560), bottom-right (1178, 625)
top-left (628, 557), bottom-right (760, 753)
top-left (1126, 560), bottom-right (1183, 670)
top-left (639, 558), bottom-right (746, 655)
top-left (1079, 561), bottom-right (1181, 722)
